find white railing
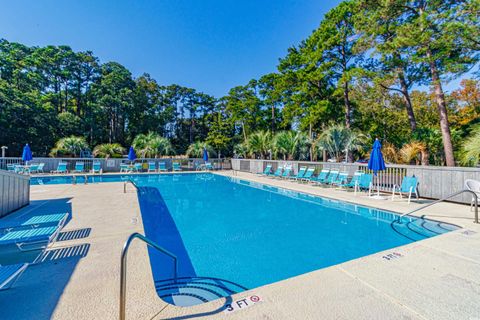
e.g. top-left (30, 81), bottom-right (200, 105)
top-left (231, 159), bottom-right (480, 205)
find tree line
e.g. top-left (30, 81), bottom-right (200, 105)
top-left (0, 0), bottom-right (479, 165)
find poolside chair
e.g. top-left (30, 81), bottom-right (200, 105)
top-left (14, 165), bottom-right (25, 174)
top-left (51, 162), bottom-right (68, 174)
top-left (205, 162), bottom-right (214, 170)
top-left (148, 162), bottom-right (157, 173)
top-left (26, 163), bottom-right (39, 174)
top-left (91, 161), bottom-right (101, 174)
top-left (392, 176), bottom-right (419, 204)
top-left (331, 172), bottom-right (349, 187)
top-left (281, 166), bottom-right (292, 179)
top-left (465, 179), bottom-right (480, 211)
top-left (354, 173), bottom-right (373, 196)
top-left (173, 162), bottom-right (182, 171)
top-left (134, 163), bottom-right (143, 172)
top-left (120, 163), bottom-right (129, 173)
top-left (0, 263), bottom-right (28, 290)
top-left (324, 170), bottom-right (339, 185)
top-left (311, 169), bottom-right (330, 184)
top-left (37, 163), bottom-right (45, 173)
top-left (6, 164), bottom-right (15, 172)
top-left (290, 166), bottom-right (306, 180)
top-left (338, 171), bottom-right (364, 189)
top-left (158, 162), bottom-right (167, 172)
top-left (259, 164), bottom-right (272, 176)
top-left (72, 162), bottom-right (85, 173)
top-left (300, 167), bottom-right (315, 182)
top-left (0, 225), bottom-right (63, 252)
top-left (0, 213), bottom-right (69, 232)
top-left (270, 166), bottom-right (284, 178)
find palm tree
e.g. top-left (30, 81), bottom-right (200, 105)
top-left (186, 141), bottom-right (216, 158)
top-left (246, 131), bottom-right (272, 159)
top-left (233, 143), bottom-right (248, 158)
top-left (132, 132), bottom-right (173, 158)
top-left (400, 141), bottom-right (428, 165)
top-left (273, 131), bottom-right (311, 160)
top-left (50, 136), bottom-right (89, 157)
top-left (93, 143), bottom-right (125, 158)
top-left (315, 125), bottom-right (366, 162)
top-left (460, 126), bottom-right (480, 166)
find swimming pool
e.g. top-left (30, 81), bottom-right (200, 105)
top-left (128, 173), bottom-right (458, 307)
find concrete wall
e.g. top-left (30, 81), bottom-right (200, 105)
top-left (232, 159), bottom-right (480, 204)
top-left (0, 170), bottom-right (30, 218)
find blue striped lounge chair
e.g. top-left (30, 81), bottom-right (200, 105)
top-left (392, 176), bottom-right (419, 204)
top-left (324, 170), bottom-right (339, 185)
top-left (51, 162), bottom-right (68, 174)
top-left (354, 173), bottom-right (373, 196)
top-left (134, 163), bottom-right (143, 172)
top-left (148, 162), bottom-right (157, 173)
top-left (331, 172), bottom-right (349, 187)
top-left (259, 164), bottom-right (272, 176)
top-left (311, 169), bottom-right (330, 184)
top-left (205, 162), bottom-right (214, 170)
top-left (72, 162), bottom-right (85, 173)
top-left (280, 166), bottom-right (292, 179)
top-left (158, 162), bottom-right (167, 172)
top-left (120, 163), bottom-right (129, 173)
top-left (270, 166), bottom-right (284, 178)
top-left (92, 161), bottom-right (101, 174)
top-left (300, 167), bottom-right (315, 182)
top-left (173, 162), bottom-right (182, 171)
top-left (290, 166), bottom-right (307, 180)
top-left (338, 171), bottom-right (364, 189)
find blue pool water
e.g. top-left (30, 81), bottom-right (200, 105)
top-left (31, 173), bottom-right (458, 306)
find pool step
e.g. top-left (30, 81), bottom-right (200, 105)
top-left (155, 276), bottom-right (248, 306)
top-left (391, 218), bottom-right (455, 241)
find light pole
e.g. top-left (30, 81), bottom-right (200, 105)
top-left (1, 146), bottom-right (7, 158)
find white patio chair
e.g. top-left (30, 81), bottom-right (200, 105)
top-left (464, 179), bottom-right (480, 211)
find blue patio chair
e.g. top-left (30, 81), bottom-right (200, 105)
top-left (300, 167), bottom-right (315, 182)
top-left (14, 165), bottom-right (24, 174)
top-left (324, 170), bottom-right (339, 185)
top-left (120, 163), bottom-right (129, 173)
top-left (392, 176), bottom-right (419, 204)
top-left (148, 162), bottom-right (157, 172)
top-left (72, 162), bottom-right (84, 173)
top-left (26, 163), bottom-right (39, 174)
top-left (0, 213), bottom-right (69, 231)
top-left (51, 162), bottom-right (68, 174)
top-left (158, 162), bottom-right (167, 172)
top-left (281, 166), bottom-right (292, 178)
top-left (205, 162), bottom-right (214, 170)
top-left (354, 173), bottom-right (373, 196)
top-left (0, 263), bottom-right (28, 290)
top-left (290, 166), bottom-right (306, 180)
top-left (270, 166), bottom-right (284, 178)
top-left (331, 172), bottom-right (349, 187)
top-left (338, 171), bottom-right (364, 189)
top-left (259, 164), bottom-right (272, 176)
top-left (92, 161), bottom-right (101, 173)
top-left (134, 163), bottom-right (143, 172)
top-left (311, 169), bottom-right (330, 184)
top-left (6, 164), bottom-right (15, 172)
top-left (173, 162), bottom-right (182, 171)
top-left (0, 225), bottom-right (63, 252)
top-left (37, 163), bottom-right (45, 173)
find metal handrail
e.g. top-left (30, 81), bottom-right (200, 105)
top-left (399, 189), bottom-right (478, 223)
top-left (123, 179), bottom-right (138, 193)
top-left (119, 232), bottom-right (177, 320)
top-left (72, 174), bottom-right (88, 185)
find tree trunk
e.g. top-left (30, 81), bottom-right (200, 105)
top-left (271, 105), bottom-right (275, 133)
top-left (344, 81), bottom-right (352, 129)
top-left (426, 49), bottom-right (455, 166)
top-left (397, 69), bottom-right (417, 132)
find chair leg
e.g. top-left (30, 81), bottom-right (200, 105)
top-left (392, 186), bottom-right (396, 201)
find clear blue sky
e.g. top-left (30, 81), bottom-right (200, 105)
top-left (0, 0), bottom-right (341, 97)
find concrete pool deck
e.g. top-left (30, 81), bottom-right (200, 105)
top-left (0, 171), bottom-right (479, 319)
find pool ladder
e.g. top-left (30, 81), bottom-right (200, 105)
top-left (399, 189), bottom-right (479, 223)
top-left (119, 232), bottom-right (177, 320)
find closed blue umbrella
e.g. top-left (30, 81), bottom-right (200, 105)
top-left (368, 138), bottom-right (386, 198)
top-left (22, 144), bottom-right (33, 164)
top-left (203, 147), bottom-right (208, 162)
top-left (127, 146), bottom-right (137, 162)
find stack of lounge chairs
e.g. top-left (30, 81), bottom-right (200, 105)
top-left (0, 211), bottom-right (69, 290)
